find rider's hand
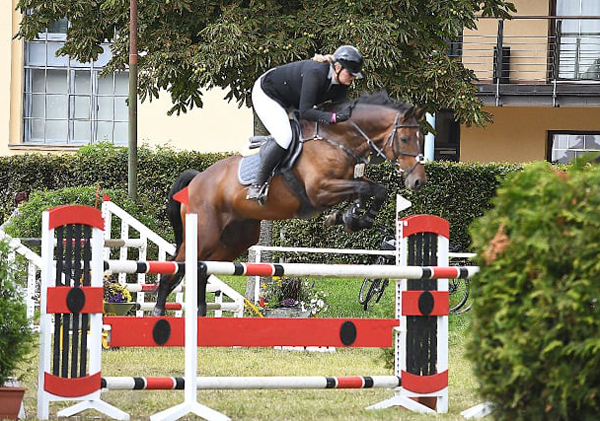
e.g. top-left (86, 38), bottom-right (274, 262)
top-left (334, 111), bottom-right (350, 123)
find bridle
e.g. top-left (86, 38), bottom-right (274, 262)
top-left (304, 111), bottom-right (425, 177)
top-left (348, 113), bottom-right (425, 176)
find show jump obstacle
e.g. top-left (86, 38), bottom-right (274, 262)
top-left (37, 200), bottom-right (478, 420)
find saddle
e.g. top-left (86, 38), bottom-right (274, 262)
top-left (238, 113), bottom-right (318, 217)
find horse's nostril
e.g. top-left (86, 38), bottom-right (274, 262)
top-left (412, 178), bottom-right (424, 191)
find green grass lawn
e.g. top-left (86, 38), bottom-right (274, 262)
top-left (19, 276), bottom-right (482, 420)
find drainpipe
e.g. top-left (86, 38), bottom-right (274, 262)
top-left (424, 113), bottom-right (435, 162)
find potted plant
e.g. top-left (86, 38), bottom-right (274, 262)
top-left (262, 276), bottom-right (328, 317)
top-left (103, 275), bottom-right (134, 316)
top-left (0, 238), bottom-right (34, 420)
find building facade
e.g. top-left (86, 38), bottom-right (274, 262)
top-left (1, 1), bottom-right (253, 156)
top-left (2, 0), bottom-right (598, 163)
top-left (451, 0), bottom-right (600, 163)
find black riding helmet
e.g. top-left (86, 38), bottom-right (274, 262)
top-left (333, 45), bottom-right (364, 78)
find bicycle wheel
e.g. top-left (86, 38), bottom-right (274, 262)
top-left (358, 255), bottom-right (388, 306)
top-left (449, 279), bottom-right (470, 314)
top-left (358, 278), bottom-right (374, 305)
top-left (374, 279), bottom-right (389, 304)
top-left (363, 278), bottom-right (384, 310)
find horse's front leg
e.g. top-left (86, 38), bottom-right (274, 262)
top-left (320, 179), bottom-right (387, 232)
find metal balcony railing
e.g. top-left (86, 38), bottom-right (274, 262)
top-left (452, 16), bottom-right (600, 85)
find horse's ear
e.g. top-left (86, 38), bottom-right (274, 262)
top-left (414, 107), bottom-right (426, 121)
top-left (403, 105), bottom-right (424, 121)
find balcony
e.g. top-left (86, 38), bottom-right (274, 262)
top-left (454, 16), bottom-right (600, 106)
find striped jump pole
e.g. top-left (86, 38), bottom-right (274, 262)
top-left (105, 259), bottom-right (478, 280)
top-left (101, 375), bottom-right (402, 390)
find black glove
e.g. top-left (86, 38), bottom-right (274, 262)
top-left (335, 105), bottom-right (353, 123)
top-left (334, 111), bottom-right (350, 123)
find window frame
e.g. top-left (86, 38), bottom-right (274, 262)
top-left (22, 21), bottom-right (128, 146)
top-left (547, 130), bottom-right (600, 163)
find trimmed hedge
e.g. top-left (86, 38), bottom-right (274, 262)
top-left (1, 144), bottom-right (519, 257)
top-left (0, 143), bottom-right (227, 238)
top-left (468, 159), bottom-right (600, 419)
top-left (273, 161), bottom-right (521, 263)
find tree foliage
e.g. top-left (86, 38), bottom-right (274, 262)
top-left (17, 0), bottom-right (515, 124)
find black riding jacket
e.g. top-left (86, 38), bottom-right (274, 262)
top-left (260, 60), bottom-right (349, 123)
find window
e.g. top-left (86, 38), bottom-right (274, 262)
top-left (556, 0), bottom-right (600, 80)
top-left (23, 19), bottom-right (128, 146)
top-left (433, 111), bottom-right (460, 162)
top-left (548, 132), bottom-right (600, 163)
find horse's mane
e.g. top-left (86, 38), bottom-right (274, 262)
top-left (323, 91), bottom-right (413, 113)
top-left (353, 91), bottom-right (412, 112)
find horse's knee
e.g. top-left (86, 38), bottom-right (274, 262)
top-left (341, 210), bottom-right (363, 233)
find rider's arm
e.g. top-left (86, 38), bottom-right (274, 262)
top-left (298, 67), bottom-right (337, 124)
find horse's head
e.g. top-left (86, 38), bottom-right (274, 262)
top-left (345, 94), bottom-right (427, 191)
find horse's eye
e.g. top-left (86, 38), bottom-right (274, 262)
top-left (400, 136), bottom-right (409, 144)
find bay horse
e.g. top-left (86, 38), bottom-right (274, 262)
top-left (153, 92), bottom-right (426, 316)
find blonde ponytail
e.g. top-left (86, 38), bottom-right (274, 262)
top-left (312, 53), bottom-right (335, 64)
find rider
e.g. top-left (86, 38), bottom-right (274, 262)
top-left (247, 45), bottom-right (364, 203)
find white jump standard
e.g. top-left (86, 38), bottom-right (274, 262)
top-left (37, 202), bottom-right (476, 419)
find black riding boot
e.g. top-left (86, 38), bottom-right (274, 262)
top-left (247, 141), bottom-right (287, 204)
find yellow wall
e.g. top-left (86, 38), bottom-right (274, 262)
top-left (461, 106), bottom-right (600, 163)
top-left (0, 1), bottom-right (15, 152)
top-left (137, 90), bottom-right (253, 153)
top-left (1, 0), bottom-right (252, 156)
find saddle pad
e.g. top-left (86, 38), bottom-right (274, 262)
top-left (238, 154), bottom-right (261, 185)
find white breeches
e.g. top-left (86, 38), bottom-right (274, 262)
top-left (251, 75), bottom-right (293, 149)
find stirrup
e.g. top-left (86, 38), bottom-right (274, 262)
top-left (246, 183), bottom-right (270, 205)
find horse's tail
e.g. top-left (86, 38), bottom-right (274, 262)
top-left (168, 169), bottom-right (200, 253)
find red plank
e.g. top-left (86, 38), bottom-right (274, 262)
top-left (46, 287), bottom-right (104, 314)
top-left (401, 370), bottom-right (448, 393)
top-left (44, 372), bottom-right (101, 397)
top-left (104, 317), bottom-right (398, 348)
top-left (47, 204), bottom-right (104, 230)
top-left (401, 291), bottom-right (449, 316)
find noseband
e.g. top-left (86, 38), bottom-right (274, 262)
top-left (349, 113), bottom-right (425, 177)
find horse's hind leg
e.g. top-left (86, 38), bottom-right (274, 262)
top-left (153, 272), bottom-right (184, 316)
top-left (153, 246), bottom-right (186, 316)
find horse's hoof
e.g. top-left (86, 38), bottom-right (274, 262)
top-left (152, 307), bottom-right (166, 316)
top-left (324, 211), bottom-right (342, 227)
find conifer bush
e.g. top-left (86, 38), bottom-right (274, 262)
top-left (468, 159), bottom-right (600, 420)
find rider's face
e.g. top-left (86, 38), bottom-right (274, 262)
top-left (335, 66), bottom-right (356, 86)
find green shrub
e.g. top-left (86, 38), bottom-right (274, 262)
top-left (468, 159), bottom-right (600, 420)
top-left (0, 239), bottom-right (34, 385)
top-left (3, 186), bottom-right (159, 244)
